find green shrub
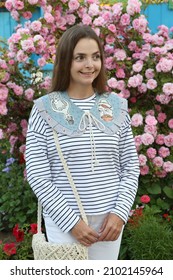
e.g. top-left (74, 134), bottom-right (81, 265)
top-left (119, 206), bottom-right (173, 260)
top-left (0, 150), bottom-right (37, 231)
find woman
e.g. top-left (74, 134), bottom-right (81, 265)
top-left (25, 25), bottom-right (140, 260)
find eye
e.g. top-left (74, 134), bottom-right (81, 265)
top-left (74, 55), bottom-right (85, 61)
top-left (93, 54), bottom-right (101, 60)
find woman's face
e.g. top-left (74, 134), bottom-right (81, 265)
top-left (69, 38), bottom-right (102, 89)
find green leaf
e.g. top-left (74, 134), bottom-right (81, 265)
top-left (163, 186), bottom-right (173, 199)
top-left (146, 183), bottom-right (161, 195)
top-left (156, 198), bottom-right (170, 210)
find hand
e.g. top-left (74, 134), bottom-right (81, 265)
top-left (71, 220), bottom-right (100, 247)
top-left (98, 213), bottom-right (124, 242)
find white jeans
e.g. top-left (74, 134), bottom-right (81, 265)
top-left (44, 214), bottom-right (123, 260)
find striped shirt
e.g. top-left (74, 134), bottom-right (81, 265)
top-left (25, 94), bottom-right (140, 232)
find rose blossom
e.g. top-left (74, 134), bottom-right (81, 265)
top-left (139, 154), bottom-right (147, 166)
top-left (20, 119), bottom-right (28, 129)
top-left (132, 61), bottom-right (143, 72)
top-left (140, 195), bottom-right (150, 204)
top-left (162, 83), bottom-right (173, 95)
top-left (128, 74), bottom-right (143, 88)
top-left (163, 161), bottom-right (173, 172)
top-left (155, 134), bottom-right (165, 145)
top-left (114, 49), bottom-right (126, 61)
top-left (158, 147), bottom-right (170, 158)
top-left (22, 11), bottom-right (32, 19)
top-left (107, 78), bottom-right (117, 89)
top-left (146, 147), bottom-right (157, 159)
top-left (146, 79), bottom-right (157, 90)
top-left (68, 0), bottom-right (80, 11)
top-left (140, 165), bottom-right (149, 175)
top-left (82, 14), bottom-right (92, 25)
top-left (25, 88), bottom-right (34, 101)
top-left (152, 156), bottom-right (164, 167)
top-left (0, 101), bottom-right (7, 115)
top-left (168, 119), bottom-right (173, 129)
top-left (116, 68), bottom-right (125, 79)
top-left (157, 112), bottom-right (167, 123)
top-left (141, 133), bottom-right (154, 145)
top-left (3, 243), bottom-right (16, 256)
top-left (30, 21), bottom-right (42, 32)
top-left (145, 69), bottom-right (154, 79)
top-left (164, 133), bottom-right (173, 147)
top-left (144, 125), bottom-right (157, 137)
top-left (0, 128), bottom-right (3, 139)
top-left (131, 113), bottom-right (143, 127)
top-left (145, 115), bottom-right (157, 126)
top-left (37, 57), bottom-right (46, 67)
top-left (134, 135), bottom-right (142, 148)
top-left (28, 0), bottom-right (38, 4)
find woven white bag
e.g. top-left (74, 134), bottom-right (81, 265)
top-left (32, 130), bottom-right (88, 260)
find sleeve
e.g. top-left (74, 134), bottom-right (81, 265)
top-left (111, 113), bottom-right (140, 223)
top-left (25, 105), bottom-right (80, 233)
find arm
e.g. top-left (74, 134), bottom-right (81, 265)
top-left (25, 105), bottom-right (80, 233)
top-left (99, 113), bottom-right (140, 241)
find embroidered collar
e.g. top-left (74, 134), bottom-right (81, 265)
top-left (34, 91), bottom-right (128, 136)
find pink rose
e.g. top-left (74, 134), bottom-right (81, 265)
top-left (157, 113), bottom-right (167, 123)
top-left (140, 165), bottom-right (149, 175)
top-left (68, 0), bottom-right (80, 11)
top-left (162, 83), bottom-right (173, 95)
top-left (128, 74), bottom-right (143, 88)
top-left (25, 88), bottom-right (34, 101)
top-left (163, 161), bottom-right (173, 173)
top-left (82, 14), bottom-right (92, 25)
top-left (158, 147), bottom-right (170, 158)
top-left (164, 133), bottom-right (173, 147)
top-left (139, 154), bottom-right (147, 166)
top-left (0, 128), bottom-right (4, 139)
top-left (140, 195), bottom-right (150, 204)
top-left (155, 134), bottom-right (165, 145)
top-left (145, 115), bottom-right (157, 126)
top-left (120, 13), bottom-right (130, 26)
top-left (134, 135), bottom-right (142, 148)
top-left (141, 133), bottom-right (154, 145)
top-left (22, 11), bottom-right (32, 20)
top-left (114, 49), bottom-right (126, 61)
top-left (168, 119), bottom-right (173, 129)
top-left (0, 101), bottom-right (8, 115)
top-left (131, 113), bottom-right (143, 127)
top-left (146, 79), bottom-right (157, 90)
top-left (146, 147), bottom-right (157, 159)
top-left (107, 78), bottom-right (117, 89)
top-left (145, 69), bottom-right (154, 79)
top-left (152, 156), bottom-right (164, 167)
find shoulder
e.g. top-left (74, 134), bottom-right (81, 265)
top-left (107, 92), bottom-right (128, 110)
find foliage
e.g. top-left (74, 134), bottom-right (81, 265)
top-left (0, 223), bottom-right (37, 260)
top-left (119, 205), bottom-right (173, 259)
top-left (0, 0), bottom-right (173, 228)
top-left (0, 145), bottom-right (37, 231)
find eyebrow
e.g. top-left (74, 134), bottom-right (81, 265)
top-left (74, 51), bottom-right (100, 56)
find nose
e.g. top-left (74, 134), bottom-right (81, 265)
top-left (85, 58), bottom-right (93, 67)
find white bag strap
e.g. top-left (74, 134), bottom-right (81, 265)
top-left (37, 130), bottom-right (88, 234)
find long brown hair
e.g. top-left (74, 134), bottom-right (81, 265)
top-left (50, 25), bottom-right (106, 94)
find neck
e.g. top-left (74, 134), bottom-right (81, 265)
top-left (67, 85), bottom-right (95, 99)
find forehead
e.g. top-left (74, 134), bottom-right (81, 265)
top-left (73, 38), bottom-right (100, 54)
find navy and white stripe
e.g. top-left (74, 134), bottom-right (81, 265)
top-left (25, 94), bottom-right (140, 232)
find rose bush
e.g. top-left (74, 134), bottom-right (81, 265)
top-left (0, 223), bottom-right (37, 259)
top-left (0, 0), bottom-right (173, 227)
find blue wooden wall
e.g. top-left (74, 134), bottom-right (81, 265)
top-left (0, 3), bottom-right (173, 39)
top-left (143, 3), bottom-right (173, 33)
top-left (0, 3), bottom-right (172, 74)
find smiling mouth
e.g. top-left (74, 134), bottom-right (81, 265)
top-left (80, 71), bottom-right (95, 75)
